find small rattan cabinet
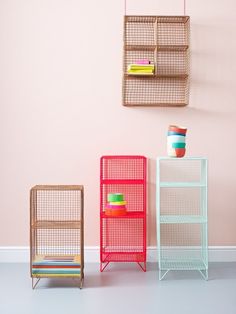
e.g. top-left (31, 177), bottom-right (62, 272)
top-left (30, 185), bottom-right (84, 289)
top-left (156, 157), bottom-right (208, 280)
top-left (123, 16), bottom-right (190, 107)
top-left (100, 156), bottom-right (147, 271)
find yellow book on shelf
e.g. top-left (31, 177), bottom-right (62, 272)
top-left (128, 64), bottom-right (155, 71)
top-left (128, 70), bottom-right (154, 75)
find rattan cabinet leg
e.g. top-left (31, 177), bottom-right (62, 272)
top-left (79, 277), bottom-right (84, 289)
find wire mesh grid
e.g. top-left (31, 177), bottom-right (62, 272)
top-left (102, 184), bottom-right (144, 213)
top-left (156, 17), bottom-right (189, 46)
top-left (124, 77), bottom-right (188, 106)
top-left (125, 16), bottom-right (156, 46)
top-left (123, 16), bottom-right (190, 106)
top-left (35, 190), bottom-right (82, 222)
top-left (160, 187), bottom-right (201, 216)
top-left (36, 228), bottom-right (81, 256)
top-left (156, 48), bottom-right (189, 75)
top-left (159, 159), bottom-right (203, 183)
top-left (101, 218), bottom-right (145, 262)
top-left (159, 223), bottom-right (208, 270)
top-left (101, 156), bottom-right (146, 181)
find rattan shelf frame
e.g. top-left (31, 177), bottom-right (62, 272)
top-left (30, 185), bottom-right (84, 289)
top-left (123, 15), bottom-right (190, 107)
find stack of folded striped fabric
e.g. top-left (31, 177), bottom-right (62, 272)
top-left (127, 59), bottom-right (155, 76)
top-left (105, 193), bottom-right (127, 216)
top-left (32, 255), bottom-right (81, 277)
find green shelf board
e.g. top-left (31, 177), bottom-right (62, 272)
top-left (159, 215), bottom-right (207, 224)
top-left (159, 259), bottom-right (208, 270)
top-left (159, 182), bottom-right (206, 188)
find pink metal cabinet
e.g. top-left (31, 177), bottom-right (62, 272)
top-left (100, 156), bottom-right (147, 271)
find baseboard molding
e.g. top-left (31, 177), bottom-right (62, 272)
top-left (0, 246), bottom-right (236, 263)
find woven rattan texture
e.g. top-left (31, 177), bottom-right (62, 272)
top-left (123, 16), bottom-right (190, 106)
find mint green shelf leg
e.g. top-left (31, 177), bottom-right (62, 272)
top-left (156, 159), bottom-right (162, 280)
top-left (201, 159), bottom-right (208, 279)
top-left (199, 269), bottom-right (208, 280)
top-left (159, 269), bottom-right (169, 280)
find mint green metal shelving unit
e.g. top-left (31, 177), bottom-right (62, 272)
top-left (156, 157), bottom-right (208, 280)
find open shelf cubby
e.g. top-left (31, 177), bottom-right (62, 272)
top-left (123, 16), bottom-right (190, 107)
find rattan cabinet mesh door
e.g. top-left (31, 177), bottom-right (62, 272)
top-left (123, 16), bottom-right (190, 106)
top-left (30, 185), bottom-right (84, 289)
top-left (100, 156), bottom-right (147, 271)
top-left (156, 158), bottom-right (208, 280)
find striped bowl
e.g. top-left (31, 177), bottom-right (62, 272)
top-left (168, 125), bottom-right (187, 135)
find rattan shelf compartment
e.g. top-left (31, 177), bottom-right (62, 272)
top-left (100, 156), bottom-right (147, 272)
top-left (124, 76), bottom-right (188, 106)
top-left (30, 185), bottom-right (84, 289)
top-left (32, 220), bottom-right (81, 229)
top-left (123, 15), bottom-right (190, 107)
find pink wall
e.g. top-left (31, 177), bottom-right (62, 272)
top-left (0, 0), bottom-right (236, 246)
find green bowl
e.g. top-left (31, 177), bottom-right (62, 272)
top-left (171, 142), bottom-right (186, 148)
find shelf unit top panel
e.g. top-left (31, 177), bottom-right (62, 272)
top-left (157, 157), bottom-right (207, 161)
top-left (125, 16), bottom-right (189, 23)
top-left (31, 185), bottom-right (84, 191)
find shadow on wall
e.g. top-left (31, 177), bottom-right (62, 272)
top-left (147, 157), bottom-right (157, 246)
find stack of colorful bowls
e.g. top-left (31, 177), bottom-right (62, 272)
top-left (167, 125), bottom-right (187, 157)
top-left (105, 193), bottom-right (127, 216)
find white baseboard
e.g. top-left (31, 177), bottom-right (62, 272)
top-left (0, 246), bottom-right (236, 263)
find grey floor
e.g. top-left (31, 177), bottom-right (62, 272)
top-left (0, 262), bottom-right (236, 314)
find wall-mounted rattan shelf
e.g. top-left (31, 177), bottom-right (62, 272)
top-left (30, 185), bottom-right (84, 289)
top-left (123, 15), bottom-right (190, 107)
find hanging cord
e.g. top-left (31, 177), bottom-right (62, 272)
top-left (124, 0), bottom-right (186, 16)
